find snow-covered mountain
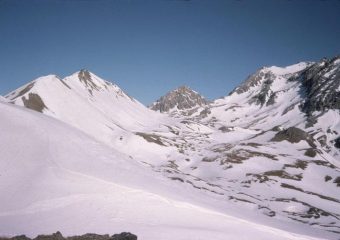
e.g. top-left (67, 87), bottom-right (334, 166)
top-left (149, 86), bottom-right (208, 115)
top-left (144, 57), bottom-right (340, 235)
top-left (2, 56), bottom-right (340, 239)
top-left (1, 92), bottom-right (330, 240)
top-left (5, 70), bottom-right (170, 150)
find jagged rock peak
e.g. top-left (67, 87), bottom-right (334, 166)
top-left (78, 69), bottom-right (92, 81)
top-left (150, 85), bottom-right (208, 113)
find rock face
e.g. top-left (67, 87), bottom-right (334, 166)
top-left (291, 56), bottom-right (340, 115)
top-left (1, 232), bottom-right (137, 240)
top-left (150, 86), bottom-right (208, 112)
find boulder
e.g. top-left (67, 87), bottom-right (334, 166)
top-left (271, 127), bottom-right (315, 147)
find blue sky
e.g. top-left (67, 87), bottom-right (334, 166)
top-left (0, 0), bottom-right (339, 105)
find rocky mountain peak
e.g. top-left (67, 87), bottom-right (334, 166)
top-left (75, 69), bottom-right (102, 91)
top-left (150, 85), bottom-right (208, 113)
top-left (176, 85), bottom-right (193, 92)
top-left (78, 69), bottom-right (92, 81)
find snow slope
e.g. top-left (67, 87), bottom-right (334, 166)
top-left (0, 101), bottom-right (332, 240)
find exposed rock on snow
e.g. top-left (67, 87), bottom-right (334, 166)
top-left (271, 127), bottom-right (315, 146)
top-left (22, 93), bottom-right (48, 113)
top-left (77, 69), bottom-right (101, 94)
top-left (335, 137), bottom-right (340, 148)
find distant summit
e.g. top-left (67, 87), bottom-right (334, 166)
top-left (150, 86), bottom-right (208, 113)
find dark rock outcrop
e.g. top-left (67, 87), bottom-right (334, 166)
top-left (271, 127), bottom-right (315, 147)
top-left (22, 93), bottom-right (48, 113)
top-left (249, 78), bottom-right (275, 106)
top-left (334, 177), bottom-right (340, 187)
top-left (304, 148), bottom-right (317, 158)
top-left (111, 233), bottom-right (137, 240)
top-left (334, 137), bottom-right (340, 149)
